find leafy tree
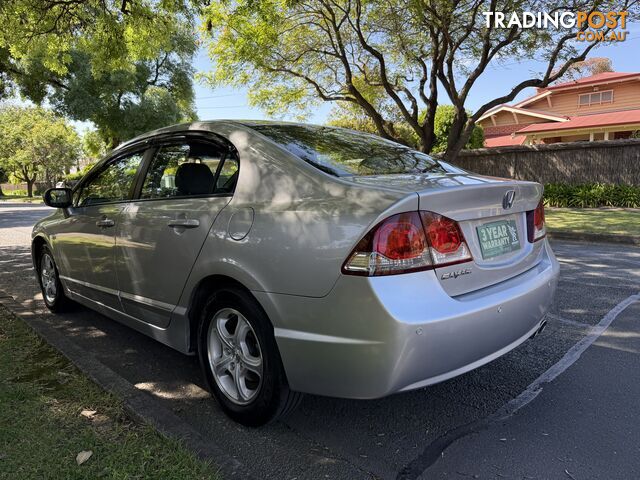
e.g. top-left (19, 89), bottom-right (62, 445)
top-left (0, 0), bottom-right (199, 147)
top-left (0, 167), bottom-right (7, 196)
top-left (0, 106), bottom-right (81, 196)
top-left (328, 104), bottom-right (483, 152)
top-left (47, 48), bottom-right (197, 147)
top-left (201, 0), bottom-right (637, 160)
top-left (82, 130), bottom-right (109, 162)
top-left (327, 103), bottom-right (422, 149)
top-left (431, 105), bottom-right (483, 153)
top-left (556, 57), bottom-right (614, 81)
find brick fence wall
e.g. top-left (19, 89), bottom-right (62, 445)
top-left (446, 138), bottom-right (640, 185)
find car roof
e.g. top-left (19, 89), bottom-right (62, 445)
top-left (113, 119), bottom-right (325, 152)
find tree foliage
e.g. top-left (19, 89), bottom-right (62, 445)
top-left (0, 105), bottom-right (81, 196)
top-left (327, 102), bottom-right (423, 148)
top-left (431, 105), bottom-right (483, 153)
top-left (0, 0), bottom-right (200, 146)
top-left (202, 0), bottom-right (638, 159)
top-left (82, 129), bottom-right (109, 161)
top-left (557, 57), bottom-right (614, 81)
top-left (0, 166), bottom-right (7, 196)
top-left (328, 103), bottom-right (483, 151)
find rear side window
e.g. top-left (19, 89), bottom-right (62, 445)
top-left (140, 141), bottom-right (238, 199)
top-left (251, 124), bottom-right (447, 177)
top-left (76, 152), bottom-right (145, 207)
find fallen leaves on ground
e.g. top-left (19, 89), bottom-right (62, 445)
top-left (76, 450), bottom-right (93, 465)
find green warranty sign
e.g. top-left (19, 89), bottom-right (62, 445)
top-left (476, 219), bottom-right (521, 259)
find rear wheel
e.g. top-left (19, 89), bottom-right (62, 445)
top-left (197, 287), bottom-right (302, 426)
top-left (38, 245), bottom-right (72, 312)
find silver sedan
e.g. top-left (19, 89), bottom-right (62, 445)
top-left (33, 121), bottom-right (559, 426)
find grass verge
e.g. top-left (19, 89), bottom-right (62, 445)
top-left (0, 195), bottom-right (43, 204)
top-left (0, 305), bottom-right (219, 480)
top-left (545, 208), bottom-right (640, 237)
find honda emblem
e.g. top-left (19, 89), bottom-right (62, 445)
top-left (503, 190), bottom-right (516, 209)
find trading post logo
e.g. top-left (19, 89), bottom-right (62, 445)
top-left (483, 11), bottom-right (629, 42)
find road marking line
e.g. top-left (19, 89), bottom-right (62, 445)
top-left (397, 293), bottom-right (640, 480)
top-left (493, 292), bottom-right (640, 420)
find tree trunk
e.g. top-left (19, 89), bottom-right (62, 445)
top-left (420, 106), bottom-right (437, 153)
top-left (109, 137), bottom-right (120, 150)
top-left (26, 180), bottom-right (35, 197)
top-left (442, 126), bottom-right (475, 162)
top-left (434, 105), bottom-right (465, 162)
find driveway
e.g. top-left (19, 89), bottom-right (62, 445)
top-left (1, 203), bottom-right (639, 479)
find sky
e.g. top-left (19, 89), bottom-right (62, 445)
top-left (191, 48), bottom-right (333, 124)
top-left (192, 31), bottom-right (640, 125)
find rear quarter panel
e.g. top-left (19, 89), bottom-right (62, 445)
top-left (177, 123), bottom-right (415, 302)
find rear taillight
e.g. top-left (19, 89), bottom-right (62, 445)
top-left (527, 199), bottom-right (546, 242)
top-left (342, 211), bottom-right (472, 276)
top-left (420, 212), bottom-right (472, 266)
top-left (342, 212), bottom-right (432, 276)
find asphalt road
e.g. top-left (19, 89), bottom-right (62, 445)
top-left (1, 202), bottom-right (639, 479)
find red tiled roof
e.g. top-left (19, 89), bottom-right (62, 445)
top-left (547, 72), bottom-right (640, 91)
top-left (516, 109), bottom-right (640, 134)
top-left (510, 72), bottom-right (640, 108)
top-left (484, 135), bottom-right (527, 147)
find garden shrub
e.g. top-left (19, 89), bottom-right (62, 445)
top-left (544, 184), bottom-right (640, 208)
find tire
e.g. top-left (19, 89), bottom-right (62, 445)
top-left (37, 245), bottom-right (72, 312)
top-left (197, 287), bottom-right (302, 426)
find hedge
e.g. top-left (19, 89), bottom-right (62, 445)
top-left (544, 184), bottom-right (640, 208)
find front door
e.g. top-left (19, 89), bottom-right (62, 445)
top-left (116, 139), bottom-right (239, 327)
top-left (55, 151), bottom-right (146, 310)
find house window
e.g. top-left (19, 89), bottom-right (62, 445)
top-left (578, 90), bottom-right (614, 106)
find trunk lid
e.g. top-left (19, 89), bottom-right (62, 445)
top-left (347, 172), bottom-right (545, 296)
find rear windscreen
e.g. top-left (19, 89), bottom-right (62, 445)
top-left (251, 124), bottom-right (447, 177)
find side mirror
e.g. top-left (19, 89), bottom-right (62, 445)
top-left (43, 188), bottom-right (73, 209)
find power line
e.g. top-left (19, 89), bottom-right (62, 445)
top-left (197, 105), bottom-right (248, 109)
top-left (195, 93), bottom-right (242, 100)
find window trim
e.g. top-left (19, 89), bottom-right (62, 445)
top-left (129, 133), bottom-right (239, 204)
top-left (578, 89), bottom-right (614, 107)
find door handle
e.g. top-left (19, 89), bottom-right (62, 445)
top-left (167, 219), bottom-right (200, 229)
top-left (96, 218), bottom-right (115, 228)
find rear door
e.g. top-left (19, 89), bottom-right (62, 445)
top-left (115, 136), bottom-right (239, 327)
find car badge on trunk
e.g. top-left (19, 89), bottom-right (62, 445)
top-left (502, 190), bottom-right (516, 209)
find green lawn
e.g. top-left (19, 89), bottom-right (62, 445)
top-left (0, 194), bottom-right (43, 203)
top-left (545, 208), bottom-right (640, 237)
top-left (0, 306), bottom-right (220, 480)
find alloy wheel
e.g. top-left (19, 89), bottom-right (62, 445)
top-left (40, 253), bottom-right (57, 304)
top-left (207, 308), bottom-right (263, 405)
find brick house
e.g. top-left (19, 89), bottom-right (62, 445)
top-left (477, 72), bottom-right (640, 147)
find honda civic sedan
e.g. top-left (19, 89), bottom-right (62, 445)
top-left (33, 121), bottom-right (559, 426)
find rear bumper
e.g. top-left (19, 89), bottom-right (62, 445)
top-left (255, 240), bottom-right (560, 399)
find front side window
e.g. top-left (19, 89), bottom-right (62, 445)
top-left (250, 124), bottom-right (447, 177)
top-left (76, 152), bottom-right (145, 207)
top-left (140, 141), bottom-right (235, 199)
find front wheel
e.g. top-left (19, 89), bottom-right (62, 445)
top-left (38, 245), bottom-right (72, 312)
top-left (197, 288), bottom-right (302, 426)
